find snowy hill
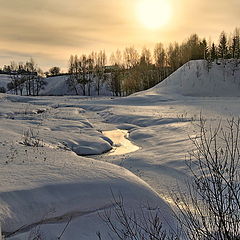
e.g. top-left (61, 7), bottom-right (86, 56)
top-left (0, 74), bottom-right (11, 91)
top-left (143, 59), bottom-right (240, 97)
top-left (0, 74), bottom-right (112, 96)
top-left (40, 75), bottom-right (112, 96)
top-left (40, 75), bottom-right (72, 95)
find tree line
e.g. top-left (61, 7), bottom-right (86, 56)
top-left (67, 51), bottom-right (107, 96)
top-left (0, 59), bottom-right (46, 96)
top-left (66, 28), bottom-right (240, 96)
top-left (1, 28), bottom-right (239, 96)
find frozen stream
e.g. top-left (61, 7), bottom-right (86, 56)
top-left (103, 129), bottom-right (139, 156)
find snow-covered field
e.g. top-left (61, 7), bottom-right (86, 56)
top-left (0, 60), bottom-right (240, 239)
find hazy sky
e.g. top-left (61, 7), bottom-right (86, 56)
top-left (0, 0), bottom-right (239, 70)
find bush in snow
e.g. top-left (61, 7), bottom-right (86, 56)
top-left (173, 117), bottom-right (240, 240)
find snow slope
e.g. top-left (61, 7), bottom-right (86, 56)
top-left (40, 75), bottom-right (72, 96)
top-left (0, 74), bottom-right (112, 96)
top-left (0, 75), bottom-right (11, 91)
top-left (40, 75), bottom-right (112, 96)
top-left (142, 60), bottom-right (240, 97)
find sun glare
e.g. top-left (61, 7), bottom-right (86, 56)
top-left (137, 0), bottom-right (171, 30)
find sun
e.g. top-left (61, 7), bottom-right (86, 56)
top-left (137, 0), bottom-right (171, 30)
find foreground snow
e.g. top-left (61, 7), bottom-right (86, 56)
top-left (1, 93), bottom-right (240, 239)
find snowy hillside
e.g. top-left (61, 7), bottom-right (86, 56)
top-left (0, 74), bottom-right (112, 96)
top-left (0, 74), bottom-right (11, 90)
top-left (143, 59), bottom-right (240, 97)
top-left (40, 75), bottom-right (112, 96)
top-left (40, 75), bottom-right (72, 95)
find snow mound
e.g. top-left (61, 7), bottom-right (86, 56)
top-left (143, 60), bottom-right (240, 97)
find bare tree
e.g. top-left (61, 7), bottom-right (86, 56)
top-left (108, 50), bottom-right (124, 96)
top-left (7, 59), bottom-right (45, 96)
top-left (67, 55), bottom-right (80, 95)
top-left (95, 50), bottom-right (107, 96)
top-left (48, 66), bottom-right (61, 76)
top-left (154, 43), bottom-right (166, 82)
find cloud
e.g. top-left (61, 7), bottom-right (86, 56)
top-left (0, 0), bottom-right (130, 48)
top-left (0, 0), bottom-right (239, 69)
top-left (0, 48), bottom-right (68, 70)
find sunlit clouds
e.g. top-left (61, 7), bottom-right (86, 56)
top-left (0, 0), bottom-right (239, 69)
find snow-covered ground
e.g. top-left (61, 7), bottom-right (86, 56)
top-left (0, 60), bottom-right (240, 239)
top-left (0, 94), bottom-right (174, 239)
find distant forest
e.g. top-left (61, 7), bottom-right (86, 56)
top-left (1, 28), bottom-right (240, 96)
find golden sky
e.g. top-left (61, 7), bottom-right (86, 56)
top-left (0, 0), bottom-right (239, 70)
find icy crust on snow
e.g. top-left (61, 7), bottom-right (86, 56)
top-left (141, 60), bottom-right (240, 97)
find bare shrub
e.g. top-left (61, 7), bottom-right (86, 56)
top-left (99, 117), bottom-right (240, 240)
top-left (97, 194), bottom-right (177, 240)
top-left (0, 87), bottom-right (6, 93)
top-left (173, 117), bottom-right (240, 240)
top-left (27, 224), bottom-right (45, 240)
top-left (21, 128), bottom-right (43, 147)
